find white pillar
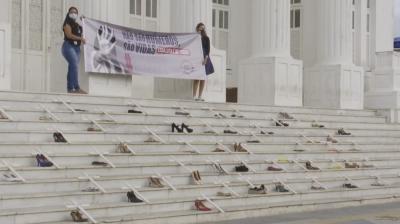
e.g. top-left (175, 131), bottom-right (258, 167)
top-left (170, 0), bottom-right (212, 34)
top-left (154, 0), bottom-right (226, 102)
top-left (0, 22), bottom-right (11, 90)
top-left (365, 0), bottom-right (400, 122)
top-left (238, 0), bottom-right (303, 106)
top-left (304, 0), bottom-right (364, 109)
top-left (252, 0), bottom-right (290, 58)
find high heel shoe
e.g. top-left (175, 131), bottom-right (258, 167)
top-left (127, 191), bottom-right (144, 203)
top-left (195, 200), bottom-right (212, 211)
top-left (70, 210), bottom-right (88, 222)
top-left (181, 123), bottom-right (193, 133)
top-left (53, 132), bottom-right (67, 143)
top-left (171, 123), bottom-right (183, 133)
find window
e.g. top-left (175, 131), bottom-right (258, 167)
top-left (12, 0), bottom-right (22, 49)
top-left (290, 1), bottom-right (301, 29)
top-left (146, 0), bottom-right (157, 18)
top-left (213, 1), bottom-right (229, 30)
top-left (130, 0), bottom-right (141, 16)
top-left (212, 9), bottom-right (216, 27)
top-left (213, 0), bottom-right (229, 5)
top-left (212, 0), bottom-right (230, 66)
top-left (130, 0), bottom-right (157, 18)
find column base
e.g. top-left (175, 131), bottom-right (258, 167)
top-left (238, 56), bottom-right (303, 107)
top-left (365, 51), bottom-right (400, 122)
top-left (154, 47), bottom-right (226, 103)
top-left (88, 73), bottom-right (133, 97)
top-left (304, 64), bottom-right (364, 109)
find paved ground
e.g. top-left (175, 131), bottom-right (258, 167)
top-left (215, 202), bottom-right (400, 224)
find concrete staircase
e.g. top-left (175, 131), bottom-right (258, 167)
top-left (1, 91), bottom-right (400, 224)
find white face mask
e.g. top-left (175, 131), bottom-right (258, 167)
top-left (69, 13), bottom-right (78, 20)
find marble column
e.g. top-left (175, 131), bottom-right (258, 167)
top-left (304, 0), bottom-right (364, 109)
top-left (238, 0), bottom-right (303, 107)
top-left (154, 0), bottom-right (226, 102)
top-left (365, 0), bottom-right (400, 122)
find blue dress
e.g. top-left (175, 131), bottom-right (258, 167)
top-left (202, 36), bottom-right (215, 75)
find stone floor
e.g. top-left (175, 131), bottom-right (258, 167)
top-left (215, 202), bottom-right (400, 224)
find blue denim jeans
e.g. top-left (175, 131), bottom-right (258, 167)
top-left (62, 41), bottom-right (81, 91)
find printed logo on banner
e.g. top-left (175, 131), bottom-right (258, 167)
top-left (90, 25), bottom-right (128, 74)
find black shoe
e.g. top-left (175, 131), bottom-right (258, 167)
top-left (224, 130), bottom-right (238, 134)
top-left (235, 165), bottom-right (249, 172)
top-left (175, 111), bottom-right (190, 116)
top-left (275, 121), bottom-right (289, 127)
top-left (260, 131), bottom-right (274, 135)
top-left (337, 128), bottom-right (351, 136)
top-left (127, 191), bottom-right (143, 203)
top-left (128, 109), bottom-right (142, 114)
top-left (275, 183), bottom-right (289, 192)
top-left (181, 123), bottom-right (193, 133)
top-left (276, 120), bottom-right (289, 127)
top-left (246, 140), bottom-right (261, 144)
top-left (171, 123), bottom-right (183, 133)
top-left (92, 161), bottom-right (108, 166)
top-left (37, 154), bottom-right (53, 167)
top-left (343, 183), bottom-right (358, 189)
top-left (305, 161), bottom-right (319, 170)
top-left (53, 132), bottom-right (67, 143)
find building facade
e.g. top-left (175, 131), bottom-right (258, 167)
top-left (0, 0), bottom-right (399, 114)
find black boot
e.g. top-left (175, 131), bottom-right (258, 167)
top-left (171, 123), bottom-right (183, 133)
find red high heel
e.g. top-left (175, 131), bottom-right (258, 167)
top-left (195, 200), bottom-right (212, 211)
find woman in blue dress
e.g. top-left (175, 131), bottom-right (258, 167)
top-left (193, 23), bottom-right (214, 101)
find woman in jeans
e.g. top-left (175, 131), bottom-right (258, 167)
top-left (62, 7), bottom-right (87, 94)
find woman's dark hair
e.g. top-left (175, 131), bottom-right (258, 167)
top-left (196, 22), bottom-right (207, 37)
top-left (62, 7), bottom-right (79, 31)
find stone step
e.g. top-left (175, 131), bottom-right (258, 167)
top-left (1, 130), bottom-right (400, 145)
top-left (0, 141), bottom-right (398, 155)
top-left (1, 174), bottom-right (398, 211)
top-left (0, 159), bottom-right (399, 184)
top-left (1, 186), bottom-right (399, 224)
top-left (35, 194), bottom-right (400, 224)
top-left (1, 150), bottom-right (398, 167)
top-left (3, 120), bottom-right (400, 138)
top-left (0, 91), bottom-right (378, 117)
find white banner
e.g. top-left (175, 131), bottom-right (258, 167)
top-left (82, 18), bottom-right (206, 80)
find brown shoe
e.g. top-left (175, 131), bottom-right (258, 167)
top-left (191, 170), bottom-right (202, 185)
top-left (217, 192), bottom-right (232, 197)
top-left (345, 162), bottom-right (360, 169)
top-left (87, 127), bottom-right (101, 132)
top-left (236, 143), bottom-right (248, 153)
top-left (149, 177), bottom-right (164, 188)
top-left (233, 143), bottom-right (238, 152)
top-left (267, 166), bottom-right (283, 171)
top-left (144, 137), bottom-right (159, 143)
top-left (213, 148), bottom-right (225, 153)
top-left (70, 210), bottom-right (88, 222)
top-left (118, 143), bottom-right (130, 153)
